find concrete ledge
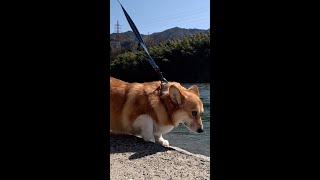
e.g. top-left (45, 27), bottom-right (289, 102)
top-left (110, 133), bottom-right (210, 179)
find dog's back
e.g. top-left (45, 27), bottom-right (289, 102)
top-left (110, 77), bottom-right (162, 133)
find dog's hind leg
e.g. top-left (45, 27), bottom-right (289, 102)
top-left (133, 114), bottom-right (154, 142)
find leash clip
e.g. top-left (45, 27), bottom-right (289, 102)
top-left (160, 78), bottom-right (168, 96)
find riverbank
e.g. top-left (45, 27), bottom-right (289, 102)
top-left (110, 133), bottom-right (210, 179)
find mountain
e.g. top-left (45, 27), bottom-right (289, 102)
top-left (150, 27), bottom-right (209, 43)
top-left (110, 27), bottom-right (210, 49)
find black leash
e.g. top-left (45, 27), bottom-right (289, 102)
top-left (116, 0), bottom-right (168, 94)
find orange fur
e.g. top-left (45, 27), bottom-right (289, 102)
top-left (110, 76), bottom-right (204, 145)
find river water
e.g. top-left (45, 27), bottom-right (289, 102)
top-left (163, 83), bottom-right (211, 157)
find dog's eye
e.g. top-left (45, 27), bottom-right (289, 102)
top-left (192, 111), bottom-right (197, 116)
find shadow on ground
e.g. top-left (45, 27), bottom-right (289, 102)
top-left (110, 133), bottom-right (172, 160)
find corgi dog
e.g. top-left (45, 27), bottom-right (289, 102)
top-left (110, 77), bottom-right (204, 146)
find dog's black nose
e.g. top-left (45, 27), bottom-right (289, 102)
top-left (197, 128), bottom-right (204, 133)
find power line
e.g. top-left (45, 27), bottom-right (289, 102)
top-left (123, 7), bottom-right (210, 33)
top-left (144, 7), bottom-right (209, 22)
top-left (140, 17), bottom-right (210, 29)
top-left (140, 14), bottom-right (210, 28)
top-left (113, 6), bottom-right (209, 35)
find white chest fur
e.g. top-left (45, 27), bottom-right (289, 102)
top-left (132, 114), bottom-right (174, 136)
top-left (131, 114), bottom-right (173, 146)
top-left (153, 123), bottom-right (174, 136)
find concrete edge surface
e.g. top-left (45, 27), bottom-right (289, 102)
top-left (110, 132), bottom-right (210, 161)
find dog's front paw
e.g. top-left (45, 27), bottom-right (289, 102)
top-left (156, 138), bottom-right (169, 147)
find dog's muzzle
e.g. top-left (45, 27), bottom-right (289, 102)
top-left (197, 128), bottom-right (204, 133)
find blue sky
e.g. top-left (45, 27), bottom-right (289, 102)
top-left (110, 0), bottom-right (210, 35)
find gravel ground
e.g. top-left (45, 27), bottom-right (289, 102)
top-left (110, 133), bottom-right (210, 180)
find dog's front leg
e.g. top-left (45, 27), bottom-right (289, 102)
top-left (154, 134), bottom-right (169, 146)
top-left (140, 126), bottom-right (153, 142)
top-left (133, 115), bottom-right (154, 142)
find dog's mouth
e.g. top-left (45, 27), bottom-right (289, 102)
top-left (182, 122), bottom-right (198, 134)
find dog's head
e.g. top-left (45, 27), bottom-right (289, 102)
top-left (168, 83), bottom-right (204, 133)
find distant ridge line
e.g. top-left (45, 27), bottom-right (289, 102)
top-left (110, 27), bottom-right (210, 49)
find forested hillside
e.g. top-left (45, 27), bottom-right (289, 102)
top-left (110, 32), bottom-right (210, 83)
top-left (110, 27), bottom-right (209, 48)
top-left (110, 27), bottom-right (210, 61)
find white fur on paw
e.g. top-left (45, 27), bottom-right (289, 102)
top-left (157, 139), bottom-right (169, 146)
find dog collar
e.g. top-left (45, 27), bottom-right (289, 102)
top-left (160, 81), bottom-right (168, 96)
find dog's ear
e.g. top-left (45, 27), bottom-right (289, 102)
top-left (169, 85), bottom-right (184, 106)
top-left (188, 85), bottom-right (200, 97)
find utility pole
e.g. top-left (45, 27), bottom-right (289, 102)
top-left (115, 20), bottom-right (121, 34)
top-left (114, 20), bottom-right (121, 48)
